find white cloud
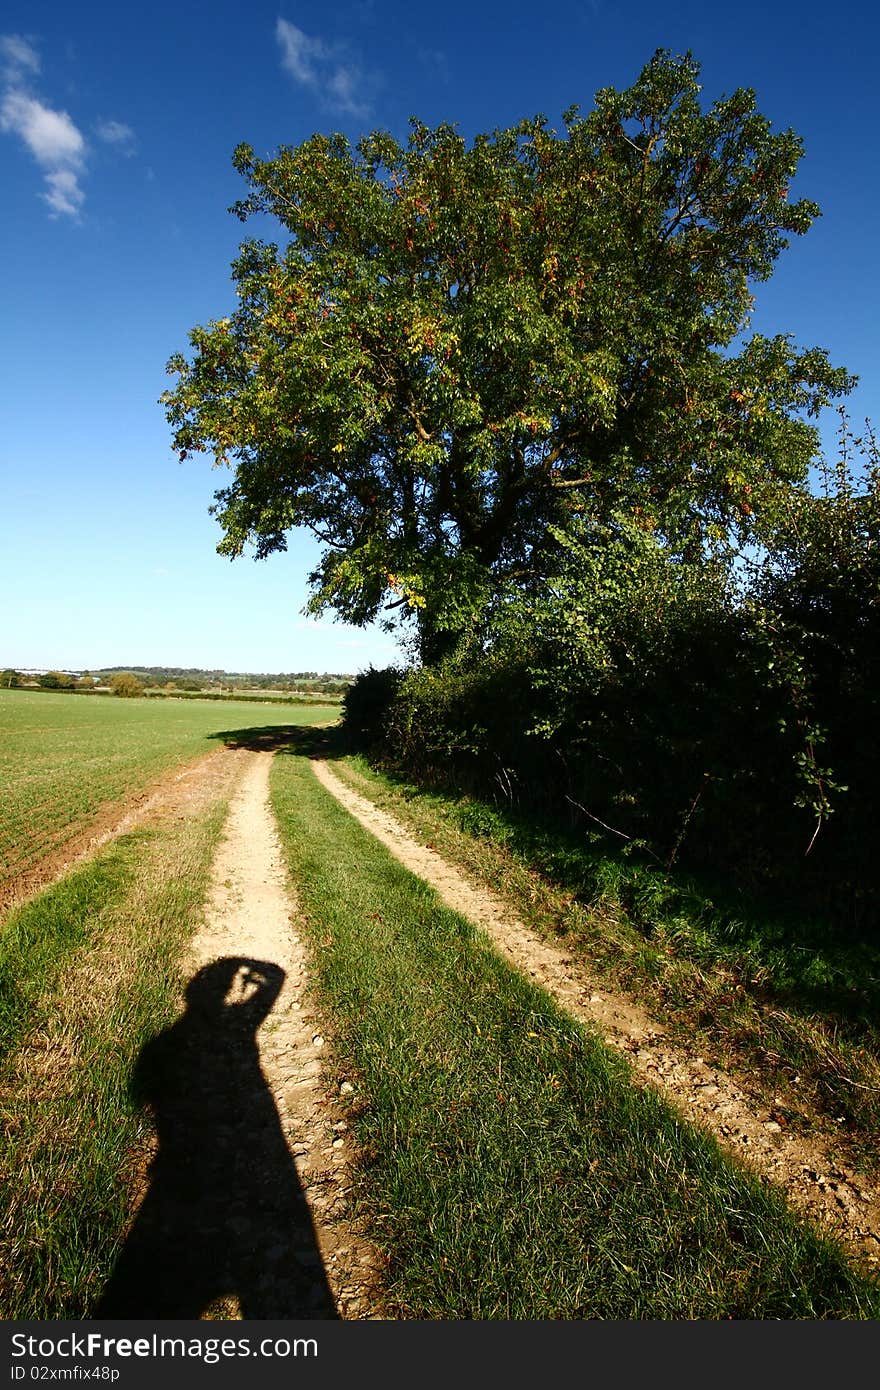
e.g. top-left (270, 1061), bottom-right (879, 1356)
top-left (276, 18), bottom-right (373, 118)
top-left (0, 34), bottom-right (40, 80)
top-left (276, 21), bottom-right (323, 87)
top-left (42, 166), bottom-right (85, 217)
top-left (1, 89), bottom-right (84, 165)
top-left (0, 33), bottom-right (88, 219)
top-left (327, 66), bottom-right (359, 110)
top-left (1, 87), bottom-right (86, 217)
top-left (95, 118), bottom-right (136, 153)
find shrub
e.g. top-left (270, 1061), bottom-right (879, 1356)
top-left (341, 665), bottom-right (405, 748)
top-left (108, 672), bottom-right (144, 699)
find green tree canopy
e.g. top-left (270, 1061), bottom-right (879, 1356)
top-left (163, 50), bottom-right (852, 660)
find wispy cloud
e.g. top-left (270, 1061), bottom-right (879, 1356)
top-left (95, 117), bottom-right (136, 154)
top-left (418, 47), bottom-right (450, 85)
top-left (1, 88), bottom-right (84, 165)
top-left (275, 18), bottom-right (376, 118)
top-left (42, 166), bottom-right (85, 218)
top-left (0, 33), bottom-right (40, 80)
top-left (1, 33), bottom-right (137, 219)
top-left (1, 83), bottom-right (87, 216)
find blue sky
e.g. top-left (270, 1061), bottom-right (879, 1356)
top-left (2, 1), bottom-right (877, 675)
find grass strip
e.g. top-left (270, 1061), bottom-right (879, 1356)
top-left (333, 753), bottom-right (880, 1156)
top-left (271, 751), bottom-right (880, 1319)
top-left (0, 844), bottom-right (138, 1064)
top-left (0, 800), bottom-right (227, 1318)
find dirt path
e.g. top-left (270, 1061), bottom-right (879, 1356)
top-left (311, 757), bottom-right (880, 1274)
top-left (174, 750), bottom-right (384, 1319)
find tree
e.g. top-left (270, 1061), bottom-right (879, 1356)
top-left (39, 671), bottom-right (74, 690)
top-left (1, 669), bottom-right (20, 688)
top-left (164, 51), bottom-right (852, 660)
top-left (109, 672), bottom-right (144, 698)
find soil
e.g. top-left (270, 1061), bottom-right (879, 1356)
top-left (311, 757), bottom-right (880, 1275)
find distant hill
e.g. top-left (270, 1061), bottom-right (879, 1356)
top-left (92, 666), bottom-right (354, 688)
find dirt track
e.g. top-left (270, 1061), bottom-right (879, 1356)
top-left (5, 744), bottom-right (384, 1318)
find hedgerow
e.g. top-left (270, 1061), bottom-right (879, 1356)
top-left (344, 420), bottom-right (879, 929)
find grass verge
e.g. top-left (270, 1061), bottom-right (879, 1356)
top-left (270, 749), bottom-right (880, 1319)
top-left (330, 752), bottom-right (880, 1169)
top-left (0, 799), bottom-right (228, 1318)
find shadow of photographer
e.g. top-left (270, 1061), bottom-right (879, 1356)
top-left (98, 956), bottom-right (337, 1319)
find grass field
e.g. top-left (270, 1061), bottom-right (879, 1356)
top-left (0, 689), bottom-right (338, 899)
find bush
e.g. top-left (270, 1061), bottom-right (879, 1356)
top-left (743, 412), bottom-right (880, 911)
top-left (341, 665), bottom-right (405, 748)
top-left (108, 672), bottom-right (144, 699)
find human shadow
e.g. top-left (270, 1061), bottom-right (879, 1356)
top-left (97, 957), bottom-right (337, 1319)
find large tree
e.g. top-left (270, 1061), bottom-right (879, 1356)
top-left (164, 51), bottom-right (852, 659)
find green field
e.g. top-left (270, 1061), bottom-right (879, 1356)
top-left (0, 689), bottom-right (338, 899)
